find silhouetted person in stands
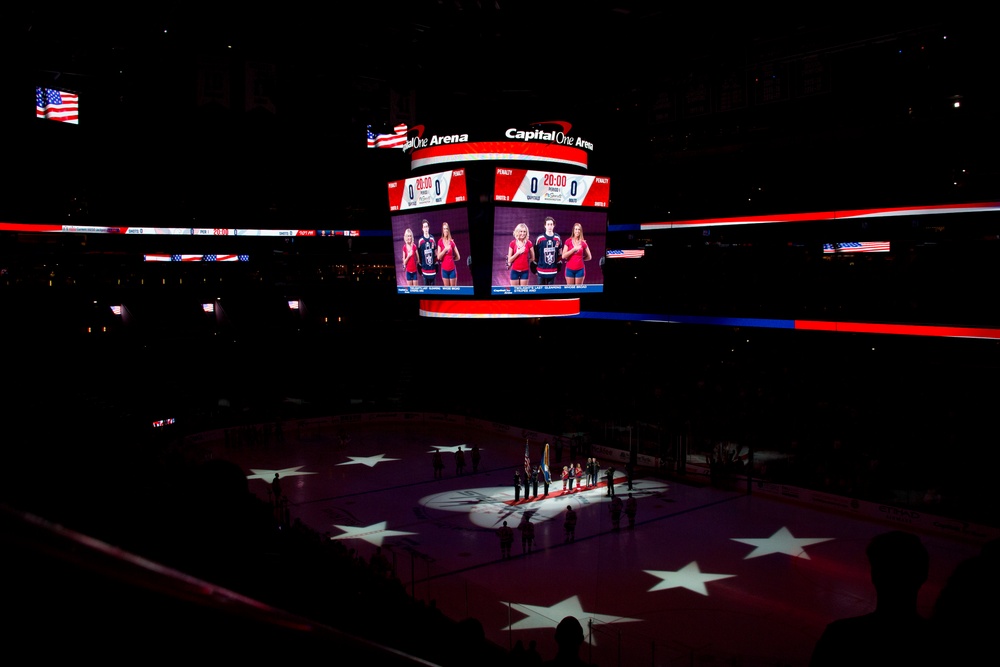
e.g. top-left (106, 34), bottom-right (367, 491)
top-left (809, 530), bottom-right (932, 667)
top-left (448, 617), bottom-right (506, 667)
top-left (543, 615), bottom-right (594, 666)
top-left (510, 639), bottom-right (528, 662)
top-left (370, 546), bottom-right (391, 579)
top-left (930, 537), bottom-right (1000, 664)
top-left (271, 472), bottom-right (283, 504)
top-left (525, 638), bottom-right (543, 665)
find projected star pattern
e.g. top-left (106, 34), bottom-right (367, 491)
top-left (226, 422), bottom-right (978, 667)
top-left (336, 453), bottom-right (400, 467)
top-left (329, 521), bottom-right (416, 547)
top-left (246, 465), bottom-right (316, 481)
top-left (500, 595), bottom-right (641, 643)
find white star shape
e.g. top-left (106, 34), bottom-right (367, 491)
top-left (246, 465), bottom-right (317, 481)
top-left (499, 595), bottom-right (640, 645)
top-left (643, 561), bottom-right (736, 595)
top-left (428, 445), bottom-right (473, 453)
top-left (731, 526), bottom-right (834, 559)
top-left (337, 454), bottom-right (400, 467)
top-left (329, 521), bottom-right (416, 546)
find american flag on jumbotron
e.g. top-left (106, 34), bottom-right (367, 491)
top-left (144, 254), bottom-right (247, 262)
top-left (367, 123), bottom-right (408, 149)
top-left (36, 87), bottom-right (79, 124)
top-left (823, 241), bottom-right (891, 254)
top-left (606, 249), bottom-right (646, 259)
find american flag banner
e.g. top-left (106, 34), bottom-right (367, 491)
top-left (144, 254), bottom-right (247, 262)
top-left (524, 440), bottom-right (532, 476)
top-left (823, 241), bottom-right (891, 254)
top-left (606, 249), bottom-right (646, 259)
top-left (542, 442), bottom-right (550, 483)
top-left (36, 87), bottom-right (79, 124)
top-left (367, 124), bottom-right (408, 149)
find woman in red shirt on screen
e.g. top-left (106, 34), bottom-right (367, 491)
top-left (436, 222), bottom-right (461, 286)
top-left (401, 228), bottom-right (418, 287)
top-left (507, 223), bottom-right (535, 286)
top-left (562, 222), bottom-right (592, 285)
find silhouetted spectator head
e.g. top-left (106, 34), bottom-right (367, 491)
top-left (866, 530), bottom-right (928, 597)
top-left (811, 530), bottom-right (933, 666)
top-left (554, 615), bottom-right (585, 651)
top-left (456, 616), bottom-right (485, 644)
top-left (981, 536), bottom-right (1000, 561)
top-left (931, 535), bottom-right (1000, 650)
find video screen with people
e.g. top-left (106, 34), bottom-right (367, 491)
top-left (391, 207), bottom-right (474, 295)
top-left (491, 206), bottom-right (607, 295)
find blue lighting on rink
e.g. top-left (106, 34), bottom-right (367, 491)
top-left (578, 312), bottom-right (797, 328)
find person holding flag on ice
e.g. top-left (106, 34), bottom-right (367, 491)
top-left (540, 442), bottom-right (552, 496)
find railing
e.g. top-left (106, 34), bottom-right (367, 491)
top-left (1, 503), bottom-right (444, 665)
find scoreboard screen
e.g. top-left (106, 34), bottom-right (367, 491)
top-left (387, 168), bottom-right (474, 295)
top-left (494, 168), bottom-right (610, 208)
top-left (490, 167), bottom-right (608, 295)
top-left (390, 206), bottom-right (474, 295)
top-left (490, 205), bottom-right (607, 295)
top-left (387, 168), bottom-right (468, 212)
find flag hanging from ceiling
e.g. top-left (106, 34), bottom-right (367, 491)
top-left (367, 123), bottom-right (408, 149)
top-left (36, 87), bottom-right (79, 124)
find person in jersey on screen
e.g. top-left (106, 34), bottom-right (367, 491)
top-left (562, 222), bottom-right (592, 285)
top-left (534, 215), bottom-right (563, 285)
top-left (436, 222), bottom-right (461, 286)
top-left (401, 228), bottom-right (418, 287)
top-left (417, 219), bottom-right (437, 285)
top-left (507, 222), bottom-right (535, 286)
